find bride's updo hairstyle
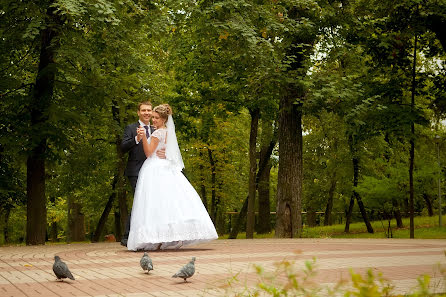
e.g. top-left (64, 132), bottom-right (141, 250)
top-left (153, 104), bottom-right (172, 123)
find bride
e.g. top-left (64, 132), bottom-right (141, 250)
top-left (127, 104), bottom-right (218, 251)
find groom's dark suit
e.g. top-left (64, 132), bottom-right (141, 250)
top-left (120, 121), bottom-right (154, 246)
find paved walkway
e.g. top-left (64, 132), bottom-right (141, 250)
top-left (0, 238), bottom-right (445, 296)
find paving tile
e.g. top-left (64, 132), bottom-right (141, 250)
top-left (0, 239), bottom-right (445, 296)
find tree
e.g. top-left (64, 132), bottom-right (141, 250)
top-left (275, 0), bottom-right (322, 238)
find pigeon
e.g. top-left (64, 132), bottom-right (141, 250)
top-left (140, 252), bottom-right (153, 274)
top-left (172, 257), bottom-right (195, 282)
top-left (52, 256), bottom-right (75, 281)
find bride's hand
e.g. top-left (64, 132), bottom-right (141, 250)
top-left (156, 148), bottom-right (166, 159)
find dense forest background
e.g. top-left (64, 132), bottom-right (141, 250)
top-left (1, 0), bottom-right (445, 245)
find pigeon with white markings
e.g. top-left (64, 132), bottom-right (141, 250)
top-left (172, 257), bottom-right (195, 282)
top-left (140, 252), bottom-right (153, 274)
top-left (53, 256), bottom-right (75, 281)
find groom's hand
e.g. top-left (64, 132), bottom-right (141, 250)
top-left (156, 148), bottom-right (166, 159)
top-left (136, 126), bottom-right (144, 142)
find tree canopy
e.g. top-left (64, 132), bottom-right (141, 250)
top-left (1, 0), bottom-right (445, 244)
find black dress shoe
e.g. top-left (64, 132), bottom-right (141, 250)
top-left (120, 239), bottom-right (127, 247)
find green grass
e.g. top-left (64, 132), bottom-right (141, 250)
top-left (222, 215), bottom-right (446, 239)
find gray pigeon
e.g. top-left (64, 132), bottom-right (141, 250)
top-left (140, 252), bottom-right (153, 274)
top-left (53, 256), bottom-right (75, 281)
top-left (172, 257), bottom-right (195, 282)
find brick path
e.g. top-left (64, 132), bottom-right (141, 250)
top-left (0, 238), bottom-right (445, 296)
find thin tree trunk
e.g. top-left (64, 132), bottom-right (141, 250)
top-left (111, 99), bottom-right (128, 240)
top-left (92, 193), bottom-right (116, 242)
top-left (422, 194), bottom-right (434, 216)
top-left (355, 190), bottom-right (374, 233)
top-left (68, 201), bottom-right (85, 242)
top-left (199, 151), bottom-right (207, 210)
top-left (393, 200), bottom-right (404, 228)
top-left (352, 154), bottom-right (374, 233)
top-left (49, 196), bottom-right (58, 242)
top-left (229, 133), bottom-right (277, 239)
top-left (92, 176), bottom-right (118, 242)
top-left (345, 135), bottom-right (374, 233)
top-left (215, 182), bottom-right (224, 234)
top-left (208, 147), bottom-right (217, 223)
top-left (114, 211), bottom-right (122, 241)
top-left (257, 118), bottom-right (273, 234)
top-left (324, 172), bottom-right (336, 226)
top-left (3, 208), bottom-right (10, 243)
top-left (116, 184), bottom-right (126, 242)
top-left (344, 194), bottom-right (355, 233)
top-left (383, 134), bottom-right (404, 228)
top-left (229, 198), bottom-right (248, 239)
top-left (275, 98), bottom-right (303, 238)
top-left (50, 221), bottom-right (58, 242)
top-left (307, 209), bottom-right (317, 227)
top-left (246, 108), bottom-right (259, 239)
top-left (409, 30), bottom-right (418, 239)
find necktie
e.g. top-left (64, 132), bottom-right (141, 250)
top-left (144, 125), bottom-right (149, 138)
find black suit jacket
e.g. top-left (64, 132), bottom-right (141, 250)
top-left (121, 122), bottom-right (155, 177)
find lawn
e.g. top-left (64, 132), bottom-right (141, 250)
top-left (223, 215), bottom-right (446, 239)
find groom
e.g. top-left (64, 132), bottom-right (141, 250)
top-left (120, 101), bottom-right (165, 246)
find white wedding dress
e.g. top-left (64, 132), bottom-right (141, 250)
top-left (127, 126), bottom-right (218, 251)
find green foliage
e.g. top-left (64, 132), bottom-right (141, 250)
top-left (346, 269), bottom-right (394, 297)
top-left (1, 0), bottom-right (445, 243)
top-left (222, 257), bottom-right (445, 296)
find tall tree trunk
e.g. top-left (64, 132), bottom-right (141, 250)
top-left (257, 118), bottom-right (273, 234)
top-left (275, 99), bottom-right (303, 238)
top-left (26, 155), bottom-right (47, 245)
top-left (26, 6), bottom-right (60, 245)
top-left (409, 30), bottom-right (418, 239)
top-left (257, 163), bottom-right (272, 233)
top-left (246, 108), bottom-right (259, 239)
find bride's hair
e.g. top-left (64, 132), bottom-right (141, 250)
top-left (153, 104), bottom-right (172, 122)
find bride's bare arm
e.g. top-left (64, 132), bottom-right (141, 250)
top-left (142, 135), bottom-right (160, 158)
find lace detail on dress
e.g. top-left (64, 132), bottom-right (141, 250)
top-left (151, 128), bottom-right (166, 143)
top-left (150, 129), bottom-right (167, 157)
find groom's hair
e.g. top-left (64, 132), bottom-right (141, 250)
top-left (138, 101), bottom-right (152, 110)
